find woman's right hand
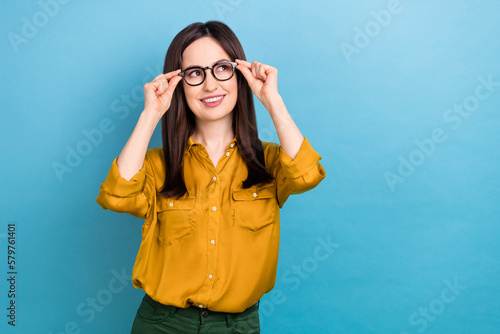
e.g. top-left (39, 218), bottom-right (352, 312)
top-left (143, 69), bottom-right (183, 117)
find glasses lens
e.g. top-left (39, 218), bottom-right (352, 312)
top-left (184, 68), bottom-right (204, 85)
top-left (213, 63), bottom-right (234, 81)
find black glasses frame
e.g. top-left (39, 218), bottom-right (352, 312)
top-left (178, 61), bottom-right (238, 86)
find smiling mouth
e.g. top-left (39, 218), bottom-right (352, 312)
top-left (201, 95), bottom-right (224, 103)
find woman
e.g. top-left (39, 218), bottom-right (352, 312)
top-left (96, 21), bottom-right (326, 334)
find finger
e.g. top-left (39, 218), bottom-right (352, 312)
top-left (236, 63), bottom-right (255, 84)
top-left (154, 79), bottom-right (168, 95)
top-left (163, 69), bottom-right (182, 80)
top-left (165, 75), bottom-right (183, 96)
top-left (264, 67), bottom-right (277, 88)
top-left (157, 76), bottom-right (182, 106)
top-left (154, 69), bottom-right (182, 91)
top-left (143, 81), bottom-right (159, 102)
top-left (251, 61), bottom-right (258, 80)
top-left (258, 64), bottom-right (267, 81)
top-left (235, 59), bottom-right (252, 68)
top-left (152, 69), bottom-right (181, 82)
top-left (144, 80), bottom-right (160, 93)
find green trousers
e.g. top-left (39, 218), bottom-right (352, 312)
top-left (130, 294), bottom-right (260, 334)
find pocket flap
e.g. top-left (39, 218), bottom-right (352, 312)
top-left (232, 183), bottom-right (276, 201)
top-left (157, 195), bottom-right (195, 211)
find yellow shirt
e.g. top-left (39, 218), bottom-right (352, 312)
top-left (95, 136), bottom-right (326, 312)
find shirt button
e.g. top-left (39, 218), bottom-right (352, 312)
top-left (230, 143), bottom-right (235, 148)
top-left (253, 193), bottom-right (257, 198)
top-left (226, 152), bottom-right (230, 156)
top-left (169, 202), bottom-right (174, 207)
top-left (213, 176), bottom-right (217, 181)
top-left (209, 274), bottom-right (213, 279)
top-left (212, 206), bottom-right (217, 211)
top-left (199, 304), bottom-right (203, 308)
top-left (211, 240), bottom-right (215, 245)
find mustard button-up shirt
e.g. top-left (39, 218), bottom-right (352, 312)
top-left (95, 136), bottom-right (325, 312)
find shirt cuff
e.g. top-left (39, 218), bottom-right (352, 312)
top-left (279, 137), bottom-right (322, 179)
top-left (99, 157), bottom-right (146, 198)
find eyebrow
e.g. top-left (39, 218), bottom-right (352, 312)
top-left (184, 58), bottom-right (230, 69)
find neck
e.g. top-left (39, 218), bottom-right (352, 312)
top-left (192, 114), bottom-right (234, 149)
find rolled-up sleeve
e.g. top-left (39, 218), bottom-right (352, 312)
top-left (264, 137), bottom-right (326, 208)
top-left (95, 155), bottom-right (154, 219)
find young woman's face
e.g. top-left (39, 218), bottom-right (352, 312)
top-left (181, 37), bottom-right (238, 124)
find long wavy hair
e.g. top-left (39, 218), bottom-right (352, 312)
top-left (159, 21), bottom-right (273, 199)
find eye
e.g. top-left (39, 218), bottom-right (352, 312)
top-left (215, 63), bottom-right (232, 72)
top-left (187, 69), bottom-right (203, 78)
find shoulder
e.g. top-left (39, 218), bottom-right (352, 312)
top-left (145, 146), bottom-right (164, 163)
top-left (146, 146), bottom-right (164, 158)
top-left (260, 140), bottom-right (279, 155)
top-left (260, 140), bottom-right (280, 167)
top-left (144, 147), bottom-right (166, 181)
top-left (260, 140), bottom-right (279, 151)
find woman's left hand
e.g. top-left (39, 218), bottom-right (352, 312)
top-left (235, 59), bottom-right (279, 108)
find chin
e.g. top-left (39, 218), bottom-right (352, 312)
top-left (195, 102), bottom-right (235, 120)
top-left (201, 109), bottom-right (233, 122)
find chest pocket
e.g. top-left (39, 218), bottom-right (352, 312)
top-left (156, 195), bottom-right (195, 245)
top-left (232, 182), bottom-right (277, 232)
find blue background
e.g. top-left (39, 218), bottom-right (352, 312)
top-left (1, 0), bottom-right (499, 333)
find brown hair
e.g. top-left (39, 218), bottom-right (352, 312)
top-left (160, 21), bottom-right (273, 199)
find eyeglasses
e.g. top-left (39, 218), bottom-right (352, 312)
top-left (179, 61), bottom-right (238, 86)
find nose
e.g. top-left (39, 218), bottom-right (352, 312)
top-left (202, 69), bottom-right (218, 91)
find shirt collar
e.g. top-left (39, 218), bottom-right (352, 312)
top-left (186, 135), bottom-right (238, 152)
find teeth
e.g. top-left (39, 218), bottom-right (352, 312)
top-left (202, 96), bottom-right (223, 103)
